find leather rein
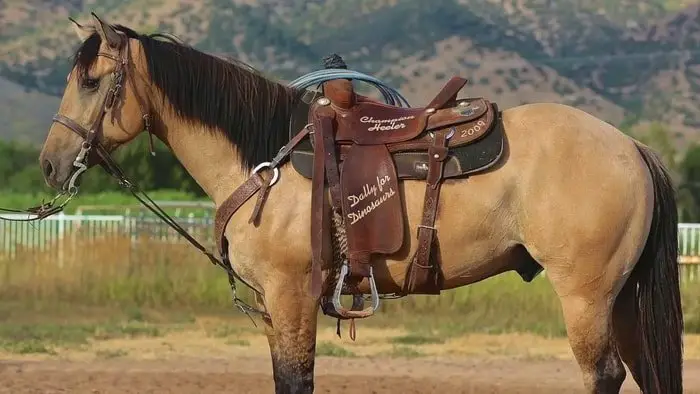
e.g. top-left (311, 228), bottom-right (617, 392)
top-left (0, 35), bottom-right (265, 321)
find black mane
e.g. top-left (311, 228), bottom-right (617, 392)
top-left (73, 25), bottom-right (304, 171)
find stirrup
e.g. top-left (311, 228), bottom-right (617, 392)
top-left (330, 262), bottom-right (380, 319)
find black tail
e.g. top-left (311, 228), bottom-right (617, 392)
top-left (633, 142), bottom-right (684, 394)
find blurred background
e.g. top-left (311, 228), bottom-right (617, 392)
top-left (0, 1), bottom-right (699, 392)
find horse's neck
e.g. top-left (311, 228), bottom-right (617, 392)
top-left (154, 117), bottom-right (247, 206)
top-left (143, 68), bottom-right (303, 206)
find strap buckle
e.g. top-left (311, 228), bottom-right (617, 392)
top-left (251, 162), bottom-right (280, 186)
top-left (428, 126), bottom-right (456, 140)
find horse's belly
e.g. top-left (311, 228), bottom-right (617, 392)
top-left (356, 176), bottom-right (519, 294)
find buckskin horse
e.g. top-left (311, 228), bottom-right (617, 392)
top-left (35, 14), bottom-right (683, 394)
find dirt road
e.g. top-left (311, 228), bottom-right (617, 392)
top-left (1, 356), bottom-right (699, 393)
top-left (1, 324), bottom-right (697, 393)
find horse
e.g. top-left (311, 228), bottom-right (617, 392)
top-left (36, 14), bottom-right (683, 394)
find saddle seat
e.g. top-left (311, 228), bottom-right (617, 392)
top-left (295, 76), bottom-right (505, 320)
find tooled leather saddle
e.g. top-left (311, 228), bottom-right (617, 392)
top-left (213, 71), bottom-right (504, 321)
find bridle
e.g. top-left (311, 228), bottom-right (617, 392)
top-left (0, 32), bottom-right (266, 322)
top-left (52, 34), bottom-right (153, 196)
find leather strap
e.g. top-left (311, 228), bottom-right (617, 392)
top-left (52, 114), bottom-right (94, 141)
top-left (402, 129), bottom-right (449, 294)
top-left (316, 106), bottom-right (373, 279)
top-left (271, 123), bottom-right (312, 168)
top-left (310, 107), bottom-right (335, 277)
top-left (248, 174), bottom-right (273, 226)
top-left (320, 112), bottom-right (343, 209)
top-left (426, 76), bottom-right (468, 111)
top-left (215, 173), bottom-right (265, 252)
top-left (216, 124), bottom-right (313, 248)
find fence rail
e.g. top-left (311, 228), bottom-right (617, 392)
top-left (1, 213), bottom-right (700, 282)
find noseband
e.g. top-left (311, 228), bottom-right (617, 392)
top-left (51, 35), bottom-right (152, 195)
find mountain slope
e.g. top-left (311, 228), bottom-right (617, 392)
top-left (0, 77), bottom-right (60, 143)
top-left (0, 0), bottom-right (697, 147)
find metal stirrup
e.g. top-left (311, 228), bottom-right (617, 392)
top-left (329, 262), bottom-right (380, 319)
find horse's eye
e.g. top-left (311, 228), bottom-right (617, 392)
top-left (81, 77), bottom-right (100, 91)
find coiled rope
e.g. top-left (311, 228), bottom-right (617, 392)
top-left (288, 69), bottom-right (411, 108)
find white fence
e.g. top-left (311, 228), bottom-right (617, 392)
top-left (1, 213), bottom-right (699, 282)
top-left (0, 212), bottom-right (214, 266)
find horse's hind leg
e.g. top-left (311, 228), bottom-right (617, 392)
top-left (611, 278), bottom-right (644, 387)
top-left (543, 242), bottom-right (636, 392)
top-left (558, 290), bottom-right (627, 393)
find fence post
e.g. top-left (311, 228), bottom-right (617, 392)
top-left (57, 211), bottom-right (65, 268)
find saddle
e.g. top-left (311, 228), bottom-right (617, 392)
top-left (213, 74), bottom-right (504, 322)
top-left (295, 76), bottom-right (504, 319)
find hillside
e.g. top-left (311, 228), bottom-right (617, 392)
top-left (0, 0), bottom-right (698, 147)
top-left (0, 77), bottom-right (59, 143)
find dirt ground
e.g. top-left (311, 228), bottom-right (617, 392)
top-left (3, 357), bottom-right (700, 394)
top-left (1, 323), bottom-right (698, 394)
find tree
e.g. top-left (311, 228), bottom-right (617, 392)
top-left (679, 144), bottom-right (700, 222)
top-left (621, 121), bottom-right (700, 222)
top-left (0, 134), bottom-right (205, 196)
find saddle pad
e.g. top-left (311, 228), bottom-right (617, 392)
top-left (340, 144), bottom-right (404, 256)
top-left (394, 113), bottom-right (505, 180)
top-left (290, 109), bottom-right (505, 181)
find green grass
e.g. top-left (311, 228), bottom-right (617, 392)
top-left (96, 349), bottom-right (129, 359)
top-left (683, 280), bottom-right (700, 332)
top-left (0, 234), bottom-right (246, 310)
top-left (0, 190), bottom-right (210, 216)
top-left (0, 234), bottom-right (699, 339)
top-left (315, 341), bottom-right (356, 357)
top-left (205, 323), bottom-right (256, 339)
top-left (381, 345), bottom-right (424, 358)
top-left (390, 334), bottom-right (444, 345)
top-left (377, 273), bottom-right (568, 337)
top-left (225, 338), bottom-right (251, 347)
top-left (0, 318), bottom-right (164, 354)
top-left (0, 303), bottom-right (200, 355)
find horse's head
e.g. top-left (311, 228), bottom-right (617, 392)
top-left (39, 14), bottom-right (150, 191)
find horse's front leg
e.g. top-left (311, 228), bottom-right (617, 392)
top-left (260, 265), bottom-right (320, 394)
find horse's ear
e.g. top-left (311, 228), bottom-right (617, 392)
top-left (90, 12), bottom-right (122, 48)
top-left (69, 17), bottom-right (95, 42)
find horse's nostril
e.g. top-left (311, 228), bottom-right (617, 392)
top-left (43, 159), bottom-right (55, 178)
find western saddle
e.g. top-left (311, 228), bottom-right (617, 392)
top-left (214, 63), bottom-right (504, 322)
